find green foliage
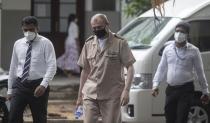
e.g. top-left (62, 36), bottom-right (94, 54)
top-left (123, 0), bottom-right (152, 18)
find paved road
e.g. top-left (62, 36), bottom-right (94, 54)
top-left (50, 74), bottom-right (80, 87)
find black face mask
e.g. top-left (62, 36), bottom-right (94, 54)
top-left (93, 29), bottom-right (107, 38)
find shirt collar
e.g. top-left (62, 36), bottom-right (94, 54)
top-left (98, 37), bottom-right (108, 43)
top-left (173, 41), bottom-right (189, 49)
top-left (92, 31), bottom-right (114, 51)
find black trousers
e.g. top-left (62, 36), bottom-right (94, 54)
top-left (9, 78), bottom-right (49, 123)
top-left (165, 82), bottom-right (194, 123)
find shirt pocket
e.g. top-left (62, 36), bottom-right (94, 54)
top-left (105, 51), bottom-right (120, 62)
top-left (105, 52), bottom-right (119, 60)
top-left (177, 56), bottom-right (192, 67)
top-left (31, 50), bottom-right (43, 62)
top-left (166, 51), bottom-right (175, 63)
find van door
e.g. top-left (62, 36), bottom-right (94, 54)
top-left (188, 19), bottom-right (210, 90)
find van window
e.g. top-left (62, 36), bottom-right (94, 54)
top-left (189, 20), bottom-right (210, 52)
top-left (119, 17), bottom-right (171, 49)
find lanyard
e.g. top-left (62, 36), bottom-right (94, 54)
top-left (174, 47), bottom-right (186, 60)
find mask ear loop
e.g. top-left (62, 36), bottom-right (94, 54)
top-left (104, 25), bottom-right (110, 38)
top-left (32, 32), bottom-right (37, 41)
top-left (104, 26), bottom-right (108, 33)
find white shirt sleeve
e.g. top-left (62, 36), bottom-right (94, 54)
top-left (40, 40), bottom-right (57, 88)
top-left (193, 48), bottom-right (209, 94)
top-left (7, 43), bottom-right (18, 94)
top-left (153, 48), bottom-right (168, 89)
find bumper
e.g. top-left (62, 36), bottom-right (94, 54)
top-left (121, 89), bottom-right (165, 123)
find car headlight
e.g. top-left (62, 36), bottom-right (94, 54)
top-left (132, 73), bottom-right (152, 89)
top-left (127, 104), bottom-right (134, 117)
top-left (133, 74), bottom-right (141, 85)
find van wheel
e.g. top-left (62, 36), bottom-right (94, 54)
top-left (187, 92), bottom-right (210, 123)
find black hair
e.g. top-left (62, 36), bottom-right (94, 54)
top-left (68, 14), bottom-right (76, 25)
top-left (175, 21), bottom-right (190, 34)
top-left (21, 16), bottom-right (38, 27)
top-left (176, 21), bottom-right (191, 42)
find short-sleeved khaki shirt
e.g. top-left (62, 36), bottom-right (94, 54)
top-left (78, 31), bottom-right (136, 100)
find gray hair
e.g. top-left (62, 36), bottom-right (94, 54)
top-left (91, 13), bottom-right (109, 25)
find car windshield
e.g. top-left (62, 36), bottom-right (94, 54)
top-left (118, 17), bottom-right (171, 49)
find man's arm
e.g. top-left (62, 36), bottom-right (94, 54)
top-left (193, 48), bottom-right (210, 104)
top-left (152, 48), bottom-right (168, 97)
top-left (118, 39), bottom-right (135, 106)
top-left (76, 68), bottom-right (90, 108)
top-left (152, 48), bottom-right (168, 89)
top-left (76, 42), bottom-right (90, 107)
top-left (7, 43), bottom-right (18, 96)
top-left (193, 48), bottom-right (209, 94)
top-left (121, 64), bottom-right (134, 106)
top-left (41, 40), bottom-right (57, 87)
top-left (34, 40), bottom-right (57, 97)
top-left (124, 65), bottom-right (134, 91)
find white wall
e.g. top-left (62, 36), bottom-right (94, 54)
top-left (0, 10), bottom-right (1, 67)
top-left (116, 0), bottom-right (121, 12)
top-left (0, 0), bottom-right (2, 67)
top-left (84, 0), bottom-right (121, 39)
top-left (2, 0), bottom-right (30, 10)
top-left (1, 0), bottom-right (31, 69)
top-left (85, 0), bottom-right (92, 11)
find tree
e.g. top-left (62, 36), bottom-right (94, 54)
top-left (123, 0), bottom-right (151, 17)
top-left (124, 0), bottom-right (172, 18)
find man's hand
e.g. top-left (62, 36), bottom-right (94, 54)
top-left (76, 96), bottom-right (83, 109)
top-left (200, 94), bottom-right (210, 105)
top-left (7, 94), bottom-right (12, 100)
top-left (121, 89), bottom-right (129, 106)
top-left (152, 87), bottom-right (159, 97)
top-left (34, 85), bottom-right (46, 97)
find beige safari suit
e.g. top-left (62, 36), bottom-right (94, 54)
top-left (78, 31), bottom-right (135, 123)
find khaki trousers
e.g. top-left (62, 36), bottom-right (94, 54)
top-left (83, 98), bottom-right (121, 123)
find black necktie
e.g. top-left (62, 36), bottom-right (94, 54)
top-left (21, 40), bottom-right (33, 82)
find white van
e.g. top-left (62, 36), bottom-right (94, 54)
top-left (119, 0), bottom-right (210, 123)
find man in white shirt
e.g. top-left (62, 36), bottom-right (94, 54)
top-left (7, 16), bottom-right (57, 123)
top-left (152, 22), bottom-right (210, 123)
